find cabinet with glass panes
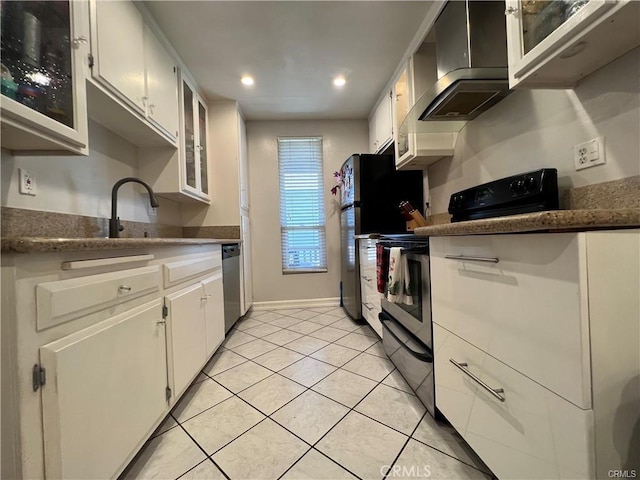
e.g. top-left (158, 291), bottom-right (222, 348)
top-left (0, 0), bottom-right (89, 153)
top-left (505, 0), bottom-right (639, 88)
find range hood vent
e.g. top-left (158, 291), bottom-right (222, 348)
top-left (400, 0), bottom-right (511, 135)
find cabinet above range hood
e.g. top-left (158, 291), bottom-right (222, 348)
top-left (400, 0), bottom-right (511, 136)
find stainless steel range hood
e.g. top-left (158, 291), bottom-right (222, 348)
top-left (401, 0), bottom-right (510, 135)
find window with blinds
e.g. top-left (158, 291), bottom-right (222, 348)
top-left (277, 136), bottom-right (327, 274)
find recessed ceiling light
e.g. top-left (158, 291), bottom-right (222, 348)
top-left (241, 76), bottom-right (254, 86)
top-left (333, 76), bottom-right (346, 87)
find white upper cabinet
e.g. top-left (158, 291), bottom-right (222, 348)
top-left (180, 76), bottom-right (210, 201)
top-left (143, 25), bottom-right (179, 139)
top-left (369, 90), bottom-right (393, 154)
top-left (89, 0), bottom-right (179, 145)
top-left (93, 0), bottom-right (146, 112)
top-left (505, 0), bottom-right (640, 88)
top-left (138, 74), bottom-right (210, 204)
top-left (0, 0), bottom-right (89, 154)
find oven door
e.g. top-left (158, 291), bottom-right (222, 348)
top-left (381, 251), bottom-right (431, 347)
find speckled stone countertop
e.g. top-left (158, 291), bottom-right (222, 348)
top-left (1, 237), bottom-right (242, 254)
top-left (413, 209), bottom-right (640, 237)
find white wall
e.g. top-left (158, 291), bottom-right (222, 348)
top-left (1, 121), bottom-right (182, 226)
top-left (427, 47), bottom-right (640, 213)
top-left (247, 120), bottom-right (369, 303)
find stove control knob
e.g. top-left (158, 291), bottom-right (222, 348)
top-left (510, 180), bottom-right (525, 193)
top-left (524, 176), bottom-right (538, 190)
top-left (452, 194), bottom-right (465, 207)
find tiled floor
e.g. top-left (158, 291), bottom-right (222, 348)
top-left (120, 307), bottom-right (494, 480)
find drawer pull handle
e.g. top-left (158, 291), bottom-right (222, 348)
top-left (449, 359), bottom-right (505, 402)
top-left (201, 294), bottom-right (212, 301)
top-left (362, 275), bottom-right (372, 282)
top-left (363, 302), bottom-right (373, 311)
top-left (445, 255), bottom-right (499, 264)
top-left (118, 285), bottom-right (132, 293)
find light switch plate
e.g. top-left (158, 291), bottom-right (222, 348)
top-left (19, 168), bottom-right (37, 195)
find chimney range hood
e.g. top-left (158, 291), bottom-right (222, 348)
top-left (401, 0), bottom-right (511, 136)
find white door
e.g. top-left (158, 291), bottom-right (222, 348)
top-left (241, 214), bottom-right (253, 314)
top-left (166, 283), bottom-right (207, 396)
top-left (40, 300), bottom-right (168, 480)
top-left (202, 272), bottom-right (225, 356)
top-left (144, 24), bottom-right (179, 139)
top-left (94, 0), bottom-right (146, 112)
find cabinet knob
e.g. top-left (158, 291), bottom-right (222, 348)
top-left (505, 6), bottom-right (518, 15)
top-left (72, 35), bottom-right (88, 49)
top-left (118, 285), bottom-right (132, 293)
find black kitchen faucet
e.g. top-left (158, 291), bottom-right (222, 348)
top-left (109, 177), bottom-right (160, 238)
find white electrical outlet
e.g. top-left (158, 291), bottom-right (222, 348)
top-left (19, 168), bottom-right (37, 195)
top-left (574, 136), bottom-right (606, 171)
top-left (148, 205), bottom-right (157, 217)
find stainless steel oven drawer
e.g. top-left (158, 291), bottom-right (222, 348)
top-left (380, 311), bottom-right (435, 417)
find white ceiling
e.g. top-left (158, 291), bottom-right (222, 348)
top-left (143, 1), bottom-right (433, 121)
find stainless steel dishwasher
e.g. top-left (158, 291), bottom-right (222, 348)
top-left (222, 243), bottom-right (241, 332)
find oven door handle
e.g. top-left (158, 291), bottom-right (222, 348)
top-left (379, 312), bottom-right (433, 363)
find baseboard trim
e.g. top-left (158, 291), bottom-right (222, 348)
top-left (251, 297), bottom-right (341, 311)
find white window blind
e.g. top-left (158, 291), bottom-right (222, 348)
top-left (278, 136), bottom-right (327, 273)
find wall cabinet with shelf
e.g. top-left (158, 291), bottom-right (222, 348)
top-left (0, 0), bottom-right (90, 154)
top-left (139, 74), bottom-right (211, 204)
top-left (393, 41), bottom-right (456, 170)
top-left (87, 0), bottom-right (179, 147)
top-left (505, 0), bottom-right (640, 88)
top-left (1, 244), bottom-right (225, 480)
top-left (430, 230), bottom-right (640, 479)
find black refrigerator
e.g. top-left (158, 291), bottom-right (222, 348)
top-left (340, 154), bottom-right (423, 320)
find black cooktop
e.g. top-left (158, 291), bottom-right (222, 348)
top-left (448, 168), bottom-right (559, 223)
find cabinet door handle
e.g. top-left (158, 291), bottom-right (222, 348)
top-left (445, 254), bottom-right (499, 264)
top-left (363, 302), bottom-right (373, 311)
top-left (118, 285), bottom-right (132, 293)
top-left (157, 320), bottom-right (166, 325)
top-left (449, 359), bottom-right (505, 402)
top-left (505, 6), bottom-right (518, 15)
top-left (201, 294), bottom-right (212, 301)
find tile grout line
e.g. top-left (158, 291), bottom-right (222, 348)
top-left (169, 308), bottom-right (472, 480)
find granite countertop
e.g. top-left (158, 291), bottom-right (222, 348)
top-left (414, 209), bottom-right (640, 237)
top-left (1, 237), bottom-right (242, 254)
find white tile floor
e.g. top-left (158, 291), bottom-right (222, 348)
top-left (120, 307), bottom-right (495, 480)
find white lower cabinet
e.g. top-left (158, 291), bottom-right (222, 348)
top-left (431, 230), bottom-right (640, 479)
top-left (166, 283), bottom-right (207, 398)
top-left (1, 244), bottom-right (226, 480)
top-left (434, 323), bottom-right (592, 480)
top-left (358, 238), bottom-right (382, 337)
top-left (203, 272), bottom-right (225, 356)
top-left (40, 300), bottom-right (168, 479)
top-left (166, 271), bottom-right (225, 398)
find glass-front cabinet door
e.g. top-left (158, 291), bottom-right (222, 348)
top-left (505, 0), bottom-right (636, 88)
top-left (198, 100), bottom-right (208, 196)
top-left (182, 79), bottom-right (197, 191)
top-left (0, 0), bottom-right (88, 153)
top-left (179, 74), bottom-right (209, 202)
